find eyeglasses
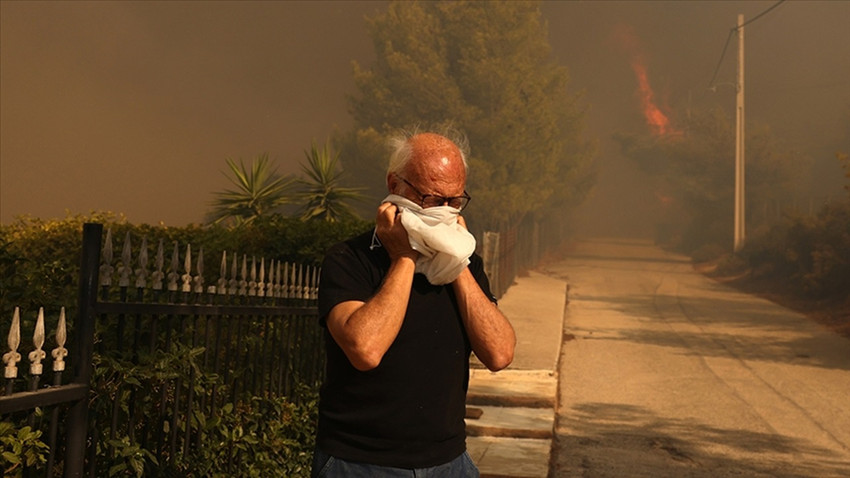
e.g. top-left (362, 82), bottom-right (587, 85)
top-left (397, 176), bottom-right (471, 211)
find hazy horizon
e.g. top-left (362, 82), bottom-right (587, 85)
top-left (2, 1), bottom-right (848, 239)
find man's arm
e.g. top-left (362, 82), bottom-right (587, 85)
top-left (325, 203), bottom-right (417, 371)
top-left (452, 268), bottom-right (516, 371)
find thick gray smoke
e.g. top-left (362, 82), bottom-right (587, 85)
top-left (1, 1), bottom-right (847, 232)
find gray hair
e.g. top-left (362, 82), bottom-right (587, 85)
top-left (386, 125), bottom-right (470, 175)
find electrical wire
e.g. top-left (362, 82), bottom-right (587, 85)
top-left (738, 0), bottom-right (787, 29)
top-left (708, 30), bottom-right (735, 89)
top-left (707, 0), bottom-right (787, 88)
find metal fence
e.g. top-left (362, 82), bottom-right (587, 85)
top-left (481, 213), bottom-right (570, 299)
top-left (1, 223), bottom-right (322, 477)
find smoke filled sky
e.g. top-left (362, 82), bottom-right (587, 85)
top-left (2, 1), bottom-right (848, 234)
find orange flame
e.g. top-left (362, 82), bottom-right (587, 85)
top-left (613, 25), bottom-right (680, 137)
top-left (654, 191), bottom-right (674, 206)
top-left (630, 60), bottom-right (673, 136)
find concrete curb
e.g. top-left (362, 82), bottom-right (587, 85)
top-left (466, 270), bottom-right (568, 478)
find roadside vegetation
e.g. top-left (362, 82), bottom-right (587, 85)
top-left (616, 107), bottom-right (850, 338)
top-left (1, 138), bottom-right (368, 476)
top-left (717, 153), bottom-right (850, 338)
top-left (206, 141), bottom-right (366, 227)
top-left (334, 0), bottom-right (595, 231)
top-left (0, 213), bottom-right (370, 477)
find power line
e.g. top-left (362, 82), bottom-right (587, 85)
top-left (707, 0), bottom-right (787, 88)
top-left (738, 0), bottom-right (787, 29)
top-left (708, 30), bottom-right (735, 89)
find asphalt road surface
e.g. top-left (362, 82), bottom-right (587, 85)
top-left (546, 238), bottom-right (850, 478)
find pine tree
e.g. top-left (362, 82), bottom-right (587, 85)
top-left (336, 0), bottom-right (594, 230)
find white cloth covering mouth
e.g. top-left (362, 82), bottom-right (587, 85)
top-left (382, 194), bottom-right (476, 285)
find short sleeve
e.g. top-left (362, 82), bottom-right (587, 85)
top-left (318, 239), bottom-right (384, 325)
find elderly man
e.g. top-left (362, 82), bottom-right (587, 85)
top-left (313, 129), bottom-right (516, 477)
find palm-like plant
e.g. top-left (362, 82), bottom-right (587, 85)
top-left (297, 141), bottom-right (365, 222)
top-left (207, 153), bottom-right (296, 225)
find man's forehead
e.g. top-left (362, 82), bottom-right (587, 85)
top-left (411, 138), bottom-right (460, 162)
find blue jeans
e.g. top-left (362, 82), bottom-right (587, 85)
top-left (311, 448), bottom-right (480, 478)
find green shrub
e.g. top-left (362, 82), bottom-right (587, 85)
top-left (0, 422), bottom-right (50, 477)
top-left (1, 212), bottom-right (370, 324)
top-left (741, 200), bottom-right (850, 300)
top-left (0, 212), bottom-right (370, 476)
top-left (181, 392), bottom-right (317, 478)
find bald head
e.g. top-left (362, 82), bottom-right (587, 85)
top-left (406, 132), bottom-right (465, 180)
top-left (387, 129), bottom-right (468, 175)
top-left (386, 130), bottom-right (469, 207)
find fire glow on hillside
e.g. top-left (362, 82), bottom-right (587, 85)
top-left (613, 24), bottom-right (681, 137)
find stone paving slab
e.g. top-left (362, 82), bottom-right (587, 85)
top-left (466, 269), bottom-right (567, 478)
top-left (467, 436), bottom-right (552, 478)
top-left (468, 369), bottom-right (558, 408)
top-left (465, 405), bottom-right (554, 439)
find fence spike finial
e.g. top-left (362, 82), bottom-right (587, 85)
top-left (282, 262), bottom-right (289, 299)
top-left (52, 307), bottom-right (68, 372)
top-left (288, 262), bottom-right (296, 299)
top-left (29, 308), bottom-right (46, 376)
top-left (248, 256), bottom-right (258, 296)
top-left (293, 264), bottom-right (304, 299)
top-left (100, 228), bottom-right (115, 287)
top-left (266, 259), bottom-right (275, 298)
top-left (310, 266), bottom-right (319, 300)
top-left (217, 251), bottom-right (228, 295)
top-left (135, 236), bottom-right (149, 289)
top-left (257, 258), bottom-right (266, 297)
top-left (238, 254), bottom-right (248, 296)
top-left (119, 231), bottom-right (133, 287)
top-left (182, 244), bottom-right (192, 293)
top-left (195, 247), bottom-right (205, 293)
top-left (102, 228), bottom-right (114, 263)
top-left (152, 239), bottom-right (165, 290)
top-left (229, 253), bottom-right (238, 295)
top-left (274, 261), bottom-right (283, 298)
top-left (167, 241), bottom-right (180, 292)
top-left (4, 307), bottom-right (22, 379)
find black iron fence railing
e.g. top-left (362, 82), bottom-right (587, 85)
top-left (1, 223), bottom-right (322, 477)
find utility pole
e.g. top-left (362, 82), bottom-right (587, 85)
top-left (734, 13), bottom-right (746, 253)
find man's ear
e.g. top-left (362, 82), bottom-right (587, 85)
top-left (386, 173), bottom-right (398, 193)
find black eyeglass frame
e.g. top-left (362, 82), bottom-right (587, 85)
top-left (396, 175), bottom-right (472, 211)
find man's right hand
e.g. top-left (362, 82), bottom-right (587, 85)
top-left (376, 202), bottom-right (419, 262)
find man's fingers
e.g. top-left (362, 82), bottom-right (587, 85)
top-left (377, 203), bottom-right (398, 226)
top-left (378, 201), bottom-right (395, 216)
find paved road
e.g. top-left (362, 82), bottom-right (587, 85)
top-left (545, 238), bottom-right (850, 478)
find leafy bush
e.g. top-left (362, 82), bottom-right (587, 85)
top-left (0, 212), bottom-right (370, 476)
top-left (181, 393), bottom-right (317, 478)
top-left (0, 422), bottom-right (50, 477)
top-left (741, 200), bottom-right (850, 300)
top-left (1, 212), bottom-right (370, 325)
